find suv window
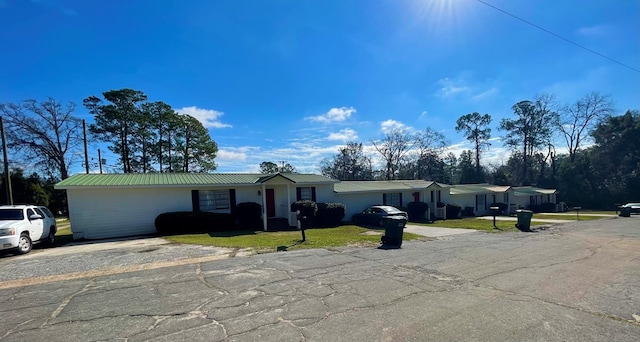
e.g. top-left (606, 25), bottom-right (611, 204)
top-left (39, 207), bottom-right (54, 218)
top-left (0, 209), bottom-right (24, 220)
top-left (33, 208), bottom-right (45, 216)
top-left (26, 208), bottom-right (36, 218)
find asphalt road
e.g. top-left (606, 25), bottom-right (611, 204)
top-left (1, 216), bottom-right (639, 341)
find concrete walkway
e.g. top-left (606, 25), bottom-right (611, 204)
top-left (404, 224), bottom-right (478, 237)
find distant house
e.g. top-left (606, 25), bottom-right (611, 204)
top-left (512, 186), bottom-right (558, 211)
top-left (449, 184), bottom-right (515, 216)
top-left (55, 173), bottom-right (337, 239)
top-left (333, 180), bottom-right (450, 219)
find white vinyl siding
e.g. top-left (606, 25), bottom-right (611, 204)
top-left (66, 188), bottom-right (191, 239)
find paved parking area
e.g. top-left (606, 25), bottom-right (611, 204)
top-left (1, 216), bottom-right (639, 341)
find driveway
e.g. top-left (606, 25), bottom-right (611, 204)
top-left (1, 216), bottom-right (639, 341)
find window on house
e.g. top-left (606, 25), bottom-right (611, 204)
top-left (476, 194), bottom-right (485, 211)
top-left (437, 190), bottom-right (441, 203)
top-left (504, 193), bottom-right (509, 203)
top-left (384, 193), bottom-right (402, 207)
top-left (199, 190), bottom-right (230, 211)
top-left (430, 191), bottom-right (434, 203)
top-left (299, 187), bottom-right (312, 200)
top-left (530, 196), bottom-right (536, 205)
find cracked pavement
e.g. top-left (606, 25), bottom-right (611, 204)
top-left (1, 216), bottom-right (639, 341)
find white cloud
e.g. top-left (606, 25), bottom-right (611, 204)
top-left (306, 107), bottom-right (356, 123)
top-left (216, 149), bottom-right (248, 162)
top-left (420, 111), bottom-right (428, 118)
top-left (472, 87), bottom-right (498, 101)
top-left (576, 24), bottom-right (613, 38)
top-left (175, 106), bottom-right (232, 129)
top-left (327, 128), bottom-right (358, 141)
top-left (380, 119), bottom-right (409, 133)
top-left (435, 78), bottom-right (471, 98)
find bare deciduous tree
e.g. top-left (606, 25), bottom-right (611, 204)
top-left (0, 98), bottom-right (83, 179)
top-left (372, 128), bottom-right (413, 180)
top-left (559, 92), bottom-right (615, 162)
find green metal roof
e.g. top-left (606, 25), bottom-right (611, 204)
top-left (55, 173), bottom-right (337, 189)
top-left (449, 183), bottom-right (512, 195)
top-left (334, 180), bottom-right (443, 194)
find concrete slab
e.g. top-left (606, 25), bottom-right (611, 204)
top-left (404, 224), bottom-right (478, 237)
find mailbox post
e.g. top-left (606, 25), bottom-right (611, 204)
top-left (571, 206), bottom-right (582, 220)
top-left (296, 210), bottom-right (306, 242)
top-left (489, 206), bottom-right (501, 229)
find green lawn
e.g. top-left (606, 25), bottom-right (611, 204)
top-left (164, 225), bottom-right (424, 252)
top-left (54, 219), bottom-right (74, 246)
top-left (532, 214), bottom-right (604, 221)
top-left (410, 218), bottom-right (520, 232)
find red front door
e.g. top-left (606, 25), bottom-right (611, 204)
top-left (413, 192), bottom-right (420, 202)
top-left (266, 189), bottom-right (275, 217)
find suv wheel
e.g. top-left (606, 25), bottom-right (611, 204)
top-left (46, 229), bottom-right (56, 245)
top-left (17, 233), bottom-right (32, 254)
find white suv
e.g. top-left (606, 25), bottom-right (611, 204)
top-left (0, 205), bottom-right (57, 255)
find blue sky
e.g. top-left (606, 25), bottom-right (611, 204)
top-left (1, 0), bottom-right (639, 174)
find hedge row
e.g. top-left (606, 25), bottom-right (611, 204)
top-left (155, 211), bottom-right (235, 235)
top-left (156, 200), bottom-right (347, 234)
top-left (291, 200), bottom-right (346, 227)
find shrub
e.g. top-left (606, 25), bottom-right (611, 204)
top-left (407, 201), bottom-right (428, 221)
top-left (291, 200), bottom-right (318, 226)
top-left (155, 211), bottom-right (235, 235)
top-left (235, 202), bottom-right (263, 229)
top-left (539, 202), bottom-right (556, 213)
top-left (445, 204), bottom-right (462, 219)
top-left (489, 202), bottom-right (508, 214)
top-left (316, 202), bottom-right (346, 226)
top-left (528, 204), bottom-right (542, 213)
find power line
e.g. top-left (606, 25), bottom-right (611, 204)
top-left (475, 0), bottom-right (640, 73)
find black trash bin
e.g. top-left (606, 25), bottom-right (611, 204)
top-left (380, 216), bottom-right (407, 249)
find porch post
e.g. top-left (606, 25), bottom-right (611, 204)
top-left (287, 183), bottom-right (292, 226)
top-left (262, 184), bottom-right (267, 231)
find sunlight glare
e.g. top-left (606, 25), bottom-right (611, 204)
top-left (407, 0), bottom-right (474, 37)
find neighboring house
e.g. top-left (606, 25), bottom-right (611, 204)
top-left (449, 184), bottom-right (515, 216)
top-left (55, 173), bottom-right (337, 239)
top-left (512, 186), bottom-right (558, 211)
top-left (333, 180), bottom-right (450, 219)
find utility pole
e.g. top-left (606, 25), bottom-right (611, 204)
top-left (83, 119), bottom-right (89, 174)
top-left (98, 149), bottom-right (103, 174)
top-left (0, 117), bottom-right (13, 205)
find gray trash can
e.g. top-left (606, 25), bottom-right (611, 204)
top-left (380, 216), bottom-right (407, 248)
top-left (515, 209), bottom-right (533, 230)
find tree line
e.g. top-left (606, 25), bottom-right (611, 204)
top-left (0, 89), bottom-right (637, 209)
top-left (319, 92), bottom-right (638, 208)
top-left (0, 88), bottom-right (219, 210)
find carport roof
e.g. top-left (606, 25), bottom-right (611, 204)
top-left (449, 183), bottom-right (512, 195)
top-left (334, 180), bottom-right (447, 194)
top-left (55, 173), bottom-right (337, 188)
